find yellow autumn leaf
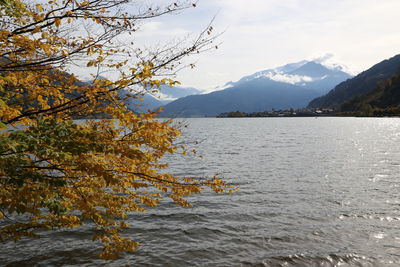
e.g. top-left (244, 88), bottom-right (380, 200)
top-left (54, 18), bottom-right (61, 27)
top-left (0, 0), bottom-right (229, 262)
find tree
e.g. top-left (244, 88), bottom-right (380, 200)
top-left (0, 0), bottom-right (232, 259)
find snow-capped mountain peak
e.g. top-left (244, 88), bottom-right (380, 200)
top-left (310, 53), bottom-right (352, 74)
top-left (230, 57), bottom-right (352, 90)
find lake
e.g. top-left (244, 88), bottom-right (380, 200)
top-left (2, 117), bottom-right (400, 266)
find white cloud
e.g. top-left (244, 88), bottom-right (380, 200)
top-left (136, 21), bottom-right (190, 38)
top-left (310, 53), bottom-right (354, 74)
top-left (266, 73), bottom-right (313, 84)
top-left (153, 91), bottom-right (177, 101)
top-left (172, 0), bottom-right (400, 90)
top-left (140, 21), bottom-right (162, 32)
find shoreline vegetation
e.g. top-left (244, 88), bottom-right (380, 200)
top-left (216, 107), bottom-right (400, 118)
top-left (0, 0), bottom-right (233, 260)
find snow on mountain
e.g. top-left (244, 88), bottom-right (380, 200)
top-left (231, 57), bottom-right (351, 90)
top-left (151, 84), bottom-right (202, 102)
top-left (206, 55), bottom-right (350, 93)
top-left (275, 60), bottom-right (309, 73)
top-left (265, 72), bottom-right (314, 84)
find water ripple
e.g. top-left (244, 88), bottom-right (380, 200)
top-left (2, 118), bottom-right (400, 266)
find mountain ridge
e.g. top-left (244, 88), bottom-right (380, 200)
top-left (308, 54), bottom-right (400, 108)
top-left (339, 72), bottom-right (400, 115)
top-left (161, 60), bottom-right (352, 117)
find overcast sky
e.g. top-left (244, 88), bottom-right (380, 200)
top-left (133, 0), bottom-right (400, 91)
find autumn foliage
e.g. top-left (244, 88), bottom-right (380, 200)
top-left (0, 0), bottom-right (231, 259)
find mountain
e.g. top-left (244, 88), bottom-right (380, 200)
top-left (232, 61), bottom-right (350, 95)
top-left (339, 72), bottom-right (400, 115)
top-left (119, 85), bottom-right (202, 113)
top-left (156, 85), bottom-right (202, 100)
top-left (290, 61), bottom-right (337, 77)
top-left (161, 79), bottom-right (319, 117)
top-left (308, 54), bottom-right (400, 108)
top-left (118, 90), bottom-right (165, 113)
top-left (287, 61), bottom-right (352, 94)
top-left (161, 60), bottom-right (352, 117)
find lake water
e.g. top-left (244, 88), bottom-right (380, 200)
top-left (2, 117), bottom-right (400, 266)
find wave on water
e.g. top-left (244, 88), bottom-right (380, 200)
top-left (249, 253), bottom-right (377, 267)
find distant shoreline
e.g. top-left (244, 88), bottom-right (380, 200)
top-left (158, 115), bottom-right (400, 119)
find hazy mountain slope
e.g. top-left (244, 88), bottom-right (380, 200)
top-left (118, 90), bottom-right (165, 113)
top-left (161, 79), bottom-right (319, 117)
top-left (116, 84), bottom-right (203, 114)
top-left (308, 54), bottom-right (400, 108)
top-left (157, 85), bottom-right (202, 100)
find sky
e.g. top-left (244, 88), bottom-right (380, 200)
top-left (98, 0), bottom-right (400, 91)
